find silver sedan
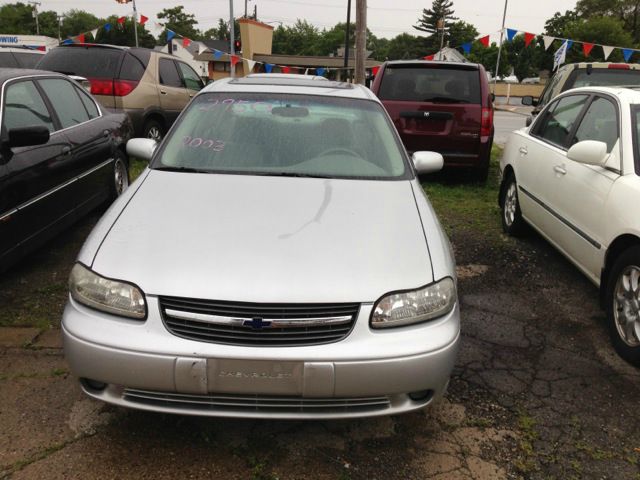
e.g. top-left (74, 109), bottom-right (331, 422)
top-left (62, 76), bottom-right (460, 419)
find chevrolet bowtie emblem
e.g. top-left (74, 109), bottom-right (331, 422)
top-left (243, 318), bottom-right (272, 330)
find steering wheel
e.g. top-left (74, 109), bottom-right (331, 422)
top-left (318, 147), bottom-right (360, 158)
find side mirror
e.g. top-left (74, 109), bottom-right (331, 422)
top-left (6, 126), bottom-right (50, 149)
top-left (567, 140), bottom-right (608, 166)
top-left (126, 138), bottom-right (157, 161)
top-left (412, 151), bottom-right (443, 174)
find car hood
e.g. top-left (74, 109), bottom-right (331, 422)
top-left (92, 171), bottom-right (433, 303)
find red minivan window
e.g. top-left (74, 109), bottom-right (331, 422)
top-left (377, 65), bottom-right (481, 104)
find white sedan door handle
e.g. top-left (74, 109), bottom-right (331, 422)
top-left (554, 164), bottom-right (567, 175)
top-left (519, 146), bottom-right (528, 155)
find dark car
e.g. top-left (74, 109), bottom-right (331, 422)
top-left (0, 46), bottom-right (44, 69)
top-left (371, 60), bottom-right (494, 181)
top-left (0, 68), bottom-right (133, 272)
top-left (36, 44), bottom-right (205, 140)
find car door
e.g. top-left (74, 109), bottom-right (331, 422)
top-left (36, 77), bottom-right (113, 213)
top-left (0, 78), bottom-right (74, 265)
top-left (158, 58), bottom-right (190, 125)
top-left (514, 94), bottom-right (590, 240)
top-left (541, 95), bottom-right (620, 280)
top-left (176, 61), bottom-right (205, 102)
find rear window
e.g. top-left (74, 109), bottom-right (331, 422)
top-left (378, 65), bottom-right (481, 104)
top-left (569, 69), bottom-right (640, 89)
top-left (36, 47), bottom-right (123, 78)
top-left (0, 52), bottom-right (18, 68)
top-left (119, 50), bottom-right (150, 81)
top-left (13, 52), bottom-right (42, 68)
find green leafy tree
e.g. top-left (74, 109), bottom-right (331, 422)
top-left (94, 15), bottom-right (156, 48)
top-left (563, 16), bottom-right (633, 62)
top-left (385, 33), bottom-right (424, 60)
top-left (312, 22), bottom-right (355, 56)
top-left (272, 20), bottom-right (321, 55)
top-left (468, 42), bottom-right (510, 78)
top-left (202, 18), bottom-right (239, 41)
top-left (156, 6), bottom-right (200, 44)
top-left (544, 10), bottom-right (580, 36)
top-left (36, 10), bottom-right (59, 39)
top-left (414, 0), bottom-right (458, 35)
top-left (447, 20), bottom-right (478, 48)
top-left (0, 2), bottom-right (43, 34)
top-left (576, 0), bottom-right (640, 41)
top-left (59, 10), bottom-right (101, 40)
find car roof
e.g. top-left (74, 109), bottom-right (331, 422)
top-left (558, 85), bottom-right (640, 103)
top-left (0, 68), bottom-right (67, 83)
top-left (202, 76), bottom-right (377, 101)
top-left (384, 59), bottom-right (481, 70)
top-left (560, 62), bottom-right (640, 71)
top-left (247, 73), bottom-right (329, 81)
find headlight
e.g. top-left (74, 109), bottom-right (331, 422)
top-left (370, 277), bottom-right (456, 329)
top-left (69, 263), bottom-right (146, 319)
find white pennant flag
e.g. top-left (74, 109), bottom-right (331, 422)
top-left (553, 40), bottom-right (568, 70)
top-left (602, 45), bottom-right (614, 61)
top-left (543, 35), bottom-right (555, 50)
top-left (245, 59), bottom-right (256, 72)
top-left (90, 28), bottom-right (98, 39)
top-left (198, 43), bottom-right (207, 55)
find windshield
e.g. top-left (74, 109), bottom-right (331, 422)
top-left (152, 93), bottom-right (410, 179)
top-left (571, 69), bottom-right (640, 88)
top-left (378, 65), bottom-right (481, 104)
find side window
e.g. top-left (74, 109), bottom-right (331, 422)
top-left (572, 97), bottom-right (618, 152)
top-left (177, 62), bottom-right (204, 91)
top-left (74, 85), bottom-right (100, 119)
top-left (120, 52), bottom-right (147, 81)
top-left (38, 78), bottom-right (90, 129)
top-left (2, 80), bottom-right (54, 132)
top-left (159, 59), bottom-right (183, 88)
top-left (538, 70), bottom-right (564, 108)
top-left (534, 94), bottom-right (588, 148)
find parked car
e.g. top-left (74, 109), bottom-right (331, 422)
top-left (499, 86), bottom-right (640, 366)
top-left (0, 69), bottom-right (133, 272)
top-left (62, 76), bottom-right (460, 419)
top-left (371, 60), bottom-right (494, 181)
top-left (524, 62), bottom-right (640, 125)
top-left (36, 44), bottom-right (205, 140)
top-left (0, 46), bottom-right (44, 68)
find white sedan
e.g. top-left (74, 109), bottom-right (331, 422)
top-left (499, 86), bottom-right (640, 366)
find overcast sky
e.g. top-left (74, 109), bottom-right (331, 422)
top-left (36, 0), bottom-right (578, 40)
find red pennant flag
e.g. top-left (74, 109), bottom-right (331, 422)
top-left (372, 66), bottom-right (380, 76)
top-left (139, 15), bottom-right (148, 25)
top-left (117, 16), bottom-right (126, 27)
top-left (423, 54), bottom-right (434, 61)
top-left (182, 37), bottom-right (191, 47)
top-left (76, 33), bottom-right (85, 43)
top-left (524, 32), bottom-right (535, 47)
top-left (582, 42), bottom-right (594, 56)
top-left (230, 55), bottom-right (240, 67)
top-left (479, 35), bottom-right (490, 47)
top-left (281, 66), bottom-right (291, 73)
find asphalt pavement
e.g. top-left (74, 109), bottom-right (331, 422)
top-left (493, 107), bottom-right (531, 146)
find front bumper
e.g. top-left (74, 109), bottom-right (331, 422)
top-left (62, 296), bottom-right (460, 419)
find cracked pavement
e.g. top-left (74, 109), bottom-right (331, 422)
top-left (1, 204), bottom-right (640, 479)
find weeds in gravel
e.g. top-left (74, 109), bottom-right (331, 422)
top-left (514, 408), bottom-right (539, 474)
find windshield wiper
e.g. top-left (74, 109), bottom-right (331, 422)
top-left (423, 96), bottom-right (470, 104)
top-left (253, 172), bottom-right (332, 179)
top-left (153, 165), bottom-right (209, 173)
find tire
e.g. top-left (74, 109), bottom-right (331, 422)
top-left (109, 150), bottom-right (129, 200)
top-left (499, 173), bottom-right (526, 236)
top-left (606, 246), bottom-right (640, 367)
top-left (143, 118), bottom-right (164, 142)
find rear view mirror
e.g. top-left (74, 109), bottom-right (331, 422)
top-left (127, 138), bottom-right (157, 162)
top-left (412, 151), bottom-right (443, 174)
top-left (567, 140), bottom-right (608, 166)
top-left (6, 126), bottom-right (49, 149)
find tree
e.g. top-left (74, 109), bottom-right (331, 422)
top-left (468, 43), bottom-right (510, 78)
top-left (95, 15), bottom-right (156, 48)
top-left (446, 20), bottom-right (477, 48)
top-left (271, 20), bottom-right (321, 56)
top-left (0, 2), bottom-right (42, 34)
top-left (156, 6), bottom-right (200, 44)
top-left (385, 33), bottom-right (424, 60)
top-left (544, 10), bottom-right (580, 36)
top-left (58, 9), bottom-right (101, 40)
top-left (414, 0), bottom-right (458, 35)
top-left (202, 18), bottom-right (239, 41)
top-left (562, 16), bottom-right (633, 62)
top-left (576, 0), bottom-right (640, 41)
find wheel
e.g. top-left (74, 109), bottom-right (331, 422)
top-left (143, 119), bottom-right (164, 142)
top-left (606, 246), bottom-right (640, 366)
top-left (109, 150), bottom-right (129, 200)
top-left (500, 173), bottom-right (526, 236)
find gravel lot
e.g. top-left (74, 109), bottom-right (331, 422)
top-left (1, 156), bottom-right (639, 480)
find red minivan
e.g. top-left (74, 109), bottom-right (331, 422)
top-left (371, 60), bottom-right (494, 181)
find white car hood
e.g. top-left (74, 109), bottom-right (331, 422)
top-left (92, 171), bottom-right (433, 303)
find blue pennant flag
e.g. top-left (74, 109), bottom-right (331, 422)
top-left (213, 49), bottom-right (223, 59)
top-left (566, 40), bottom-right (573, 49)
top-left (623, 48), bottom-right (634, 62)
top-left (316, 67), bottom-right (325, 76)
top-left (166, 30), bottom-right (176, 42)
top-left (265, 63), bottom-right (274, 73)
top-left (461, 42), bottom-right (472, 54)
top-left (104, 23), bottom-right (112, 32)
top-left (506, 28), bottom-right (518, 41)
top-left (61, 38), bottom-right (73, 45)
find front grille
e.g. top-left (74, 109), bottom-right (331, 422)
top-left (123, 388), bottom-right (390, 414)
top-left (159, 296), bottom-right (360, 347)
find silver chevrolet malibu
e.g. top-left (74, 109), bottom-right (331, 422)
top-left (62, 76), bottom-right (460, 419)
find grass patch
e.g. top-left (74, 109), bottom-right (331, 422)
top-left (129, 158), bottom-right (148, 183)
top-left (422, 145), bottom-right (504, 244)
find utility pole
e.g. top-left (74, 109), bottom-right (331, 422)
top-left (229, 0), bottom-right (235, 78)
top-left (29, 1), bottom-right (41, 35)
top-left (57, 14), bottom-right (64, 41)
top-left (354, 0), bottom-right (366, 84)
top-left (493, 0), bottom-right (508, 93)
top-left (344, 0), bottom-right (351, 75)
top-left (438, 16), bottom-right (445, 59)
top-left (132, 0), bottom-right (139, 47)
